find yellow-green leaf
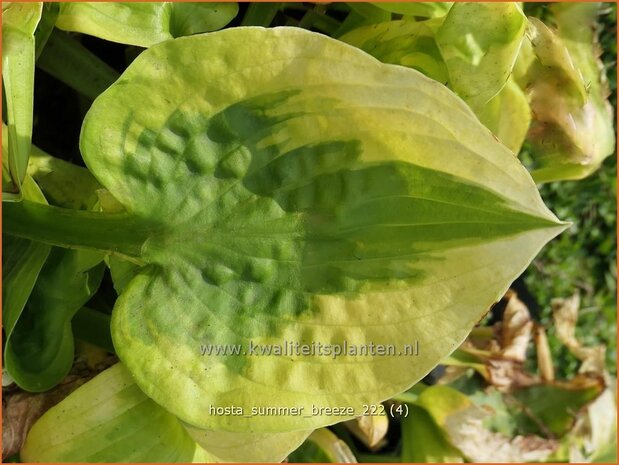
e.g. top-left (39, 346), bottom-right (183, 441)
top-left (372, 2), bottom-right (452, 18)
top-left (185, 425), bottom-right (311, 462)
top-left (476, 79), bottom-right (531, 154)
top-left (21, 364), bottom-right (209, 462)
top-left (2, 2), bottom-right (42, 198)
top-left (520, 5), bottom-right (615, 182)
top-left (436, 2), bottom-right (527, 110)
top-left (289, 429), bottom-right (358, 463)
top-left (340, 19), bottom-right (448, 84)
top-left (56, 2), bottom-right (239, 47)
top-left (78, 27), bottom-right (566, 433)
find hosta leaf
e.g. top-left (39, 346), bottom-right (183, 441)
top-left (2, 175), bottom-right (49, 340)
top-left (33, 2), bottom-right (58, 59)
top-left (340, 19), bottom-right (448, 84)
top-left (289, 429), bottom-right (357, 463)
top-left (3, 132), bottom-right (106, 392)
top-left (55, 2), bottom-right (239, 47)
top-left (78, 27), bottom-right (566, 432)
top-left (26, 143), bottom-right (102, 210)
top-left (436, 2), bottom-right (527, 110)
top-left (185, 425), bottom-right (311, 462)
top-left (512, 376), bottom-right (605, 438)
top-left (340, 8), bottom-right (529, 153)
top-left (107, 255), bottom-right (141, 295)
top-left (415, 385), bottom-right (558, 462)
top-left (401, 404), bottom-right (464, 462)
top-left (5, 248), bottom-right (105, 392)
top-left (72, 307), bottom-right (115, 354)
top-left (239, 3), bottom-right (283, 28)
top-left (372, 2), bottom-right (452, 18)
top-left (37, 30), bottom-right (120, 101)
top-left (346, 3), bottom-right (391, 23)
top-left (287, 440), bottom-right (333, 463)
top-left (3, 126), bottom-right (52, 385)
top-left (21, 363), bottom-right (209, 462)
top-left (520, 5), bottom-right (615, 183)
top-left (476, 79), bottom-right (531, 154)
top-left (2, 2), bottom-right (42, 198)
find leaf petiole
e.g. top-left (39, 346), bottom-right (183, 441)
top-left (3, 200), bottom-right (151, 259)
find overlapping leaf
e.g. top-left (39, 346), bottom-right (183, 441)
top-left (22, 363), bottom-right (312, 462)
top-left (407, 385), bottom-right (559, 462)
top-left (475, 80), bottom-right (531, 154)
top-left (74, 27), bottom-right (567, 433)
top-left (3, 133), bottom-right (107, 392)
top-left (340, 18), bottom-right (448, 83)
top-left (55, 2), bottom-right (239, 47)
top-left (341, 3), bottom-right (529, 153)
top-left (2, 178), bottom-right (49, 342)
top-left (372, 2), bottom-right (452, 18)
top-left (26, 144), bottom-right (102, 210)
top-left (5, 248), bottom-right (105, 392)
top-left (288, 429), bottom-right (357, 463)
top-left (2, 2), bottom-right (42, 199)
top-left (185, 425), bottom-right (311, 463)
top-left (37, 30), bottom-right (120, 101)
top-left (401, 403), bottom-right (464, 462)
top-left (21, 364), bottom-right (210, 462)
top-left (517, 4), bottom-right (615, 182)
top-left (435, 2), bottom-right (527, 110)
top-left (2, 131), bottom-right (53, 391)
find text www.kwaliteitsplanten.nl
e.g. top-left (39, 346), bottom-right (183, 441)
top-left (199, 340), bottom-right (419, 359)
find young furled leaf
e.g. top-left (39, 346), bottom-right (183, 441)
top-left (6, 27), bottom-right (567, 434)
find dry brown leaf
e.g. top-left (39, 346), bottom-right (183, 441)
top-left (500, 290), bottom-right (534, 362)
top-left (552, 294), bottom-right (581, 347)
top-left (534, 325), bottom-right (555, 382)
top-left (444, 403), bottom-right (558, 462)
top-left (486, 359), bottom-right (538, 389)
top-left (552, 294), bottom-right (607, 376)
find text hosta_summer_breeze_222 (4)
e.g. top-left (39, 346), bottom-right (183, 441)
top-left (2, 1), bottom-right (615, 463)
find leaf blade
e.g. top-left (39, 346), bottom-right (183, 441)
top-left (56, 2), bottom-right (238, 47)
top-left (21, 364), bottom-right (207, 462)
top-left (79, 27), bottom-right (567, 433)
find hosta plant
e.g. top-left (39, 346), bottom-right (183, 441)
top-left (2, 2), bottom-right (614, 463)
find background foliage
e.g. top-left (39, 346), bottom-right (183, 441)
top-left (522, 2), bottom-right (616, 377)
